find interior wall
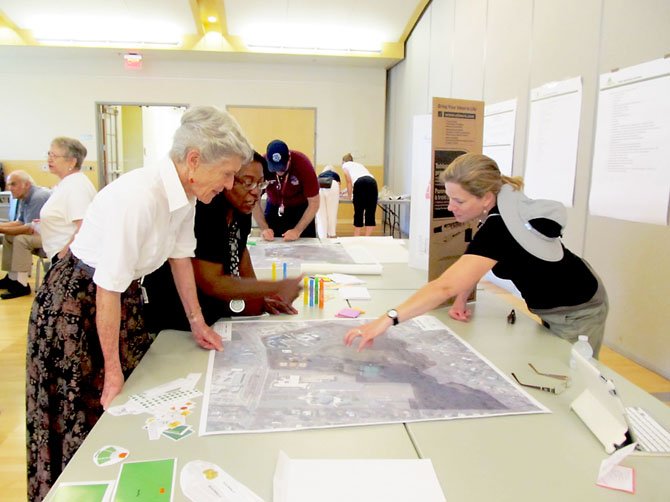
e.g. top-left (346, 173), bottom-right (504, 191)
top-left (387, 0), bottom-right (670, 377)
top-left (0, 46), bottom-right (386, 187)
top-left (121, 106), bottom-right (144, 173)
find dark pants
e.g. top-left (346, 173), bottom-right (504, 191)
top-left (265, 201), bottom-right (316, 238)
top-left (353, 176), bottom-right (378, 227)
top-left (26, 252), bottom-right (151, 501)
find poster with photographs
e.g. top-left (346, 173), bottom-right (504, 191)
top-left (429, 98), bottom-right (484, 283)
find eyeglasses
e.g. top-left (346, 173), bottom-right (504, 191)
top-left (234, 176), bottom-right (269, 191)
top-left (511, 363), bottom-right (571, 395)
top-left (47, 151), bottom-right (70, 159)
top-left (528, 363), bottom-right (571, 385)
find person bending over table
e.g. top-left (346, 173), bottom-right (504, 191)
top-left (25, 105), bottom-right (253, 502)
top-left (39, 136), bottom-right (96, 264)
top-left (143, 152), bottom-right (302, 332)
top-left (342, 153), bottom-right (378, 237)
top-left (253, 139), bottom-right (320, 241)
top-left (315, 165), bottom-right (341, 239)
top-left (345, 153), bottom-right (608, 357)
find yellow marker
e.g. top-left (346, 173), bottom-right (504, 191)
top-left (303, 277), bottom-right (309, 305)
top-left (271, 262), bottom-right (277, 281)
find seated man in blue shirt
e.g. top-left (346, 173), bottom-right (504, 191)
top-left (143, 152), bottom-right (302, 332)
top-left (0, 170), bottom-right (51, 299)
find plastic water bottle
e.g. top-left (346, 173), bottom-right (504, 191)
top-left (570, 335), bottom-right (593, 369)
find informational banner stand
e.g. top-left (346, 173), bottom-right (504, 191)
top-left (428, 98), bottom-right (484, 294)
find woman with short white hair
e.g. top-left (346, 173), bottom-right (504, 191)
top-left (26, 105), bottom-right (253, 501)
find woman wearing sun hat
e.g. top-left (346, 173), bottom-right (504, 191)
top-left (345, 153), bottom-right (608, 356)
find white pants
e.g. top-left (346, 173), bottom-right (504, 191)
top-left (315, 181), bottom-right (340, 239)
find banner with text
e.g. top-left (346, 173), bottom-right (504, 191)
top-left (429, 97), bottom-right (484, 286)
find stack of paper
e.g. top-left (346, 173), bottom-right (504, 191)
top-left (274, 452), bottom-right (446, 502)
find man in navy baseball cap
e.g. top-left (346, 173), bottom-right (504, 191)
top-left (266, 140), bottom-right (290, 173)
top-left (253, 139), bottom-right (320, 241)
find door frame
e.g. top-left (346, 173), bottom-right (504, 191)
top-left (95, 101), bottom-right (189, 188)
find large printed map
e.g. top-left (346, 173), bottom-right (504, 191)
top-left (200, 317), bottom-right (547, 435)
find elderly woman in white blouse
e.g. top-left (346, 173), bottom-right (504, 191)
top-left (26, 106), bottom-right (254, 502)
top-left (39, 136), bottom-right (96, 262)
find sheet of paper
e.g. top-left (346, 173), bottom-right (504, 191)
top-left (273, 451), bottom-right (446, 502)
top-left (589, 57), bottom-right (670, 224)
top-left (52, 481), bottom-right (114, 502)
top-left (339, 286), bottom-right (371, 300)
top-left (327, 273), bottom-right (365, 285)
top-left (200, 317), bottom-right (548, 436)
top-left (483, 98), bottom-right (517, 176)
top-left (338, 238), bottom-right (409, 264)
top-left (112, 459), bottom-right (176, 502)
top-left (93, 445), bottom-right (129, 467)
top-left (107, 374), bottom-right (202, 416)
top-left (409, 114), bottom-right (432, 271)
top-left (300, 262), bottom-right (383, 275)
top-left (524, 76), bottom-right (582, 206)
top-left (596, 442), bottom-right (637, 493)
top-left (180, 460), bottom-right (264, 502)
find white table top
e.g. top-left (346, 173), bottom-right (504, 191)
top-left (46, 277), bottom-right (670, 501)
top-left (410, 292), bottom-right (670, 501)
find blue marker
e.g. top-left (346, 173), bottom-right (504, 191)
top-left (309, 278), bottom-right (315, 307)
top-left (283, 262), bottom-right (287, 280)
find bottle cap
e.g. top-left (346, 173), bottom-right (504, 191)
top-left (578, 335), bottom-right (588, 341)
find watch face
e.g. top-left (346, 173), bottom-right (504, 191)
top-left (229, 299), bottom-right (245, 314)
top-left (387, 309), bottom-right (399, 325)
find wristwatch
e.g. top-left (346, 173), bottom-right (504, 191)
top-left (229, 299), bottom-right (246, 314)
top-left (386, 308), bottom-right (399, 326)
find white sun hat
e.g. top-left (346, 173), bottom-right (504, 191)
top-left (497, 184), bottom-right (567, 262)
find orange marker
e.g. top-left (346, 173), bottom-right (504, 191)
top-left (318, 278), bottom-right (325, 309)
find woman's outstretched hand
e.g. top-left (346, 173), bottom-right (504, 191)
top-left (343, 317), bottom-right (391, 352)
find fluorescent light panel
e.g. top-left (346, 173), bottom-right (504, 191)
top-left (241, 23), bottom-right (383, 53)
top-left (29, 15), bottom-right (182, 46)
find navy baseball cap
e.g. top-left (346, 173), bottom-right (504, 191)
top-left (266, 140), bottom-right (290, 172)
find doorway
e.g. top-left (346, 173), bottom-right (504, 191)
top-left (96, 103), bottom-right (187, 188)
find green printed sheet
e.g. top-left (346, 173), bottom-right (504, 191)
top-left (113, 458), bottom-right (176, 501)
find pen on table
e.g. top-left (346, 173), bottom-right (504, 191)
top-left (346, 299), bottom-right (351, 308)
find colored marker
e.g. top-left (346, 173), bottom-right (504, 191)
top-left (314, 276), bottom-right (319, 304)
top-left (283, 262), bottom-right (287, 279)
top-left (309, 278), bottom-right (315, 307)
top-left (303, 277), bottom-right (309, 305)
top-left (271, 262), bottom-right (277, 281)
top-left (318, 278), bottom-right (325, 309)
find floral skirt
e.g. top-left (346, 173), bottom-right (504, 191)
top-left (26, 252), bottom-right (153, 501)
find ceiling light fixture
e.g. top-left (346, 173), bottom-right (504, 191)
top-left (30, 15), bottom-right (182, 47)
top-left (241, 23), bottom-right (383, 54)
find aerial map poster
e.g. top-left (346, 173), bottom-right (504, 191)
top-left (248, 240), bottom-right (359, 269)
top-left (200, 317), bottom-right (548, 435)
